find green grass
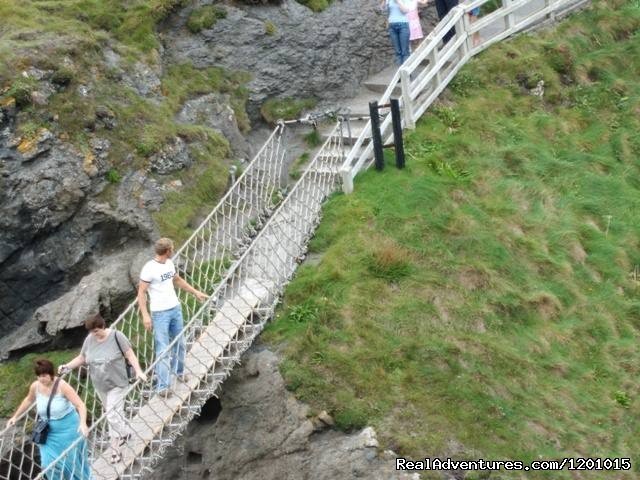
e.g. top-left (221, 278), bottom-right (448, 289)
top-left (0, 350), bottom-right (79, 417)
top-left (260, 97), bottom-right (317, 124)
top-left (264, 20), bottom-right (277, 36)
top-left (296, 0), bottom-right (331, 12)
top-left (263, 1), bottom-right (640, 477)
top-left (290, 152), bottom-right (310, 180)
top-left (303, 128), bottom-right (322, 148)
top-left (186, 5), bottom-right (227, 34)
top-left (153, 132), bottom-right (229, 243)
top-left (0, 0), bottom-right (188, 69)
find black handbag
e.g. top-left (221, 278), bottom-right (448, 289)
top-left (114, 331), bottom-right (135, 383)
top-left (31, 378), bottom-right (60, 445)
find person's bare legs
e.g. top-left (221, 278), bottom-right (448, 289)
top-left (469, 14), bottom-right (482, 47)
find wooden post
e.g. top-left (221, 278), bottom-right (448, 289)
top-left (399, 69), bottom-right (415, 129)
top-left (341, 167), bottom-right (354, 194)
top-left (369, 101), bottom-right (385, 171)
top-left (456, 14), bottom-right (469, 60)
top-left (545, 0), bottom-right (556, 21)
top-left (463, 9), bottom-right (473, 53)
top-left (430, 49), bottom-right (441, 86)
top-left (502, 0), bottom-right (514, 30)
top-left (390, 99), bottom-right (405, 169)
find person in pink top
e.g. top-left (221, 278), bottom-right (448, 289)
top-left (407, 0), bottom-right (431, 51)
top-left (407, 3), bottom-right (424, 48)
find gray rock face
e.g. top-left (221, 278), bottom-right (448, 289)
top-left (0, 101), bottom-right (156, 343)
top-left (0, 248), bottom-right (144, 358)
top-left (149, 136), bottom-right (193, 174)
top-left (0, 126), bottom-right (90, 266)
top-left (127, 61), bottom-right (163, 97)
top-left (35, 248), bottom-right (141, 336)
top-left (150, 347), bottom-right (419, 480)
top-left (178, 93), bottom-right (250, 157)
top-left (103, 48), bottom-right (163, 98)
top-left (162, 0), bottom-right (438, 118)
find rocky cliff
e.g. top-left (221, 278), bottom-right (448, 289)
top-left (162, 0), bottom-right (408, 117)
top-left (1, 0), bottom-right (433, 357)
top-left (0, 98), bottom-right (156, 347)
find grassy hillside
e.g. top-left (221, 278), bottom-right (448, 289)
top-left (263, 0), bottom-right (640, 477)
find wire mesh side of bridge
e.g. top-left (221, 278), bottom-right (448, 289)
top-left (0, 118), bottom-right (346, 480)
top-left (0, 0), bottom-right (590, 478)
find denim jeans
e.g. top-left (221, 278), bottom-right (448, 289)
top-left (388, 22), bottom-right (410, 65)
top-left (152, 305), bottom-right (185, 391)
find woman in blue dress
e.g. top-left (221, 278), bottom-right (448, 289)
top-left (8, 359), bottom-right (91, 479)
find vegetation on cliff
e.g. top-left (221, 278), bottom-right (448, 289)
top-left (0, 0), bottom-right (250, 242)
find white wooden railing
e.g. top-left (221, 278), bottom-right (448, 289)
top-left (340, 0), bottom-right (589, 193)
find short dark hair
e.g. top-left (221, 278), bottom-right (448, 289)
top-left (85, 313), bottom-right (106, 331)
top-left (34, 359), bottom-right (55, 378)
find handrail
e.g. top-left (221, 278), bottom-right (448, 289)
top-left (340, 0), bottom-right (589, 193)
top-left (2, 117), bottom-right (346, 480)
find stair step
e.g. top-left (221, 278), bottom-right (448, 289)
top-left (363, 65), bottom-right (398, 94)
top-left (363, 80), bottom-right (401, 95)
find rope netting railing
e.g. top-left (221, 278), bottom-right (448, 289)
top-left (340, 0), bottom-right (589, 193)
top-left (0, 124), bottom-right (287, 479)
top-left (0, 119), bottom-right (345, 479)
top-left (34, 120), bottom-right (344, 480)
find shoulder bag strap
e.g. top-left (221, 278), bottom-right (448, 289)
top-left (113, 330), bottom-right (126, 359)
top-left (46, 378), bottom-right (61, 420)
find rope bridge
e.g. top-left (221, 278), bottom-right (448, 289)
top-left (1, 0), bottom-right (588, 477)
top-left (0, 119), bottom-right (345, 479)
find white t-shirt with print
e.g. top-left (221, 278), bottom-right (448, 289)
top-left (139, 259), bottom-right (180, 312)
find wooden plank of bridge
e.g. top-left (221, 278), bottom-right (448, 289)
top-left (91, 278), bottom-right (272, 480)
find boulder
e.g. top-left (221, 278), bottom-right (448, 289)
top-left (177, 93), bottom-right (250, 157)
top-left (103, 47), bottom-right (162, 98)
top-left (37, 248), bottom-right (140, 336)
top-left (162, 0), bottom-right (438, 118)
top-left (149, 137), bottom-right (193, 175)
top-left (0, 248), bottom-right (145, 359)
